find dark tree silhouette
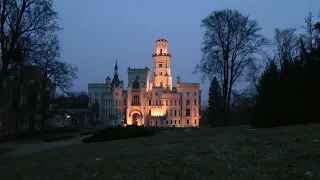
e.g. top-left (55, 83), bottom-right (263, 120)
top-left (0, 0), bottom-right (59, 90)
top-left (206, 77), bottom-right (224, 126)
top-left (251, 12), bottom-right (320, 128)
top-left (33, 35), bottom-right (78, 131)
top-left (194, 9), bottom-right (269, 122)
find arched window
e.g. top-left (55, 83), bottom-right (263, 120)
top-left (186, 109), bottom-right (190, 116)
top-left (194, 109), bottom-right (196, 116)
top-left (132, 80), bottom-right (140, 89)
top-left (132, 94), bottom-right (140, 105)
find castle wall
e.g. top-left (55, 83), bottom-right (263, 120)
top-left (88, 83), bottom-right (106, 122)
top-left (177, 82), bottom-right (201, 127)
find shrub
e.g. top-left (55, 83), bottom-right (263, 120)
top-left (82, 126), bottom-right (159, 143)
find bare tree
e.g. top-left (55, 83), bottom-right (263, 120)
top-left (0, 0), bottom-right (59, 129)
top-left (33, 34), bottom-right (78, 131)
top-left (0, 0), bottom-right (58, 85)
top-left (9, 36), bottom-right (34, 133)
top-left (273, 28), bottom-right (299, 66)
top-left (194, 9), bottom-right (269, 121)
top-left (301, 12), bottom-right (320, 51)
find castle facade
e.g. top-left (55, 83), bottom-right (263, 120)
top-left (88, 39), bottom-right (201, 127)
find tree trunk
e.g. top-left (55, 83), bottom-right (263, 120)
top-left (28, 113), bottom-right (35, 132)
top-left (40, 106), bottom-right (47, 133)
top-left (41, 118), bottom-right (45, 133)
top-left (12, 88), bottom-right (22, 134)
top-left (222, 56), bottom-right (229, 125)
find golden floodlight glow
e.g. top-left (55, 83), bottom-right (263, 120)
top-left (151, 108), bottom-right (164, 116)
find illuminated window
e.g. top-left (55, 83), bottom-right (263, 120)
top-left (132, 95), bottom-right (140, 105)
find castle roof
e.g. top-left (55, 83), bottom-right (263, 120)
top-left (111, 75), bottom-right (121, 88)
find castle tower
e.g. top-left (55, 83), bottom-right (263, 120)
top-left (152, 39), bottom-right (173, 91)
top-left (111, 60), bottom-right (121, 88)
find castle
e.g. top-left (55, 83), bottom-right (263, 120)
top-left (88, 39), bottom-right (201, 127)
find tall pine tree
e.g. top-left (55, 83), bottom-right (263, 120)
top-left (207, 77), bottom-right (224, 126)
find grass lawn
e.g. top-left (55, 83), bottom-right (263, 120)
top-left (0, 124), bottom-right (320, 180)
top-left (0, 147), bottom-right (13, 155)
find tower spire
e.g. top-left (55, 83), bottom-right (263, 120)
top-left (114, 58), bottom-right (118, 76)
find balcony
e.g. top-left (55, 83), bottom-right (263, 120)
top-left (152, 53), bottom-right (171, 58)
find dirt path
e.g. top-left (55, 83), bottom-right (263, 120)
top-left (0, 135), bottom-right (91, 157)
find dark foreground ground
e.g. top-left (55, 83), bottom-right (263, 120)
top-left (0, 124), bottom-right (320, 180)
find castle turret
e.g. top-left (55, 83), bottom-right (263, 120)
top-left (152, 39), bottom-right (172, 91)
top-left (111, 60), bottom-right (121, 88)
top-left (176, 75), bottom-right (180, 84)
top-left (106, 76), bottom-right (111, 84)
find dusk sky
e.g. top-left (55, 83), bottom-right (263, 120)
top-left (53, 0), bottom-right (319, 104)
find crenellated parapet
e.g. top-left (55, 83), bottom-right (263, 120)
top-left (127, 67), bottom-right (149, 73)
top-left (88, 83), bottom-right (106, 88)
top-left (177, 83), bottom-right (200, 89)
